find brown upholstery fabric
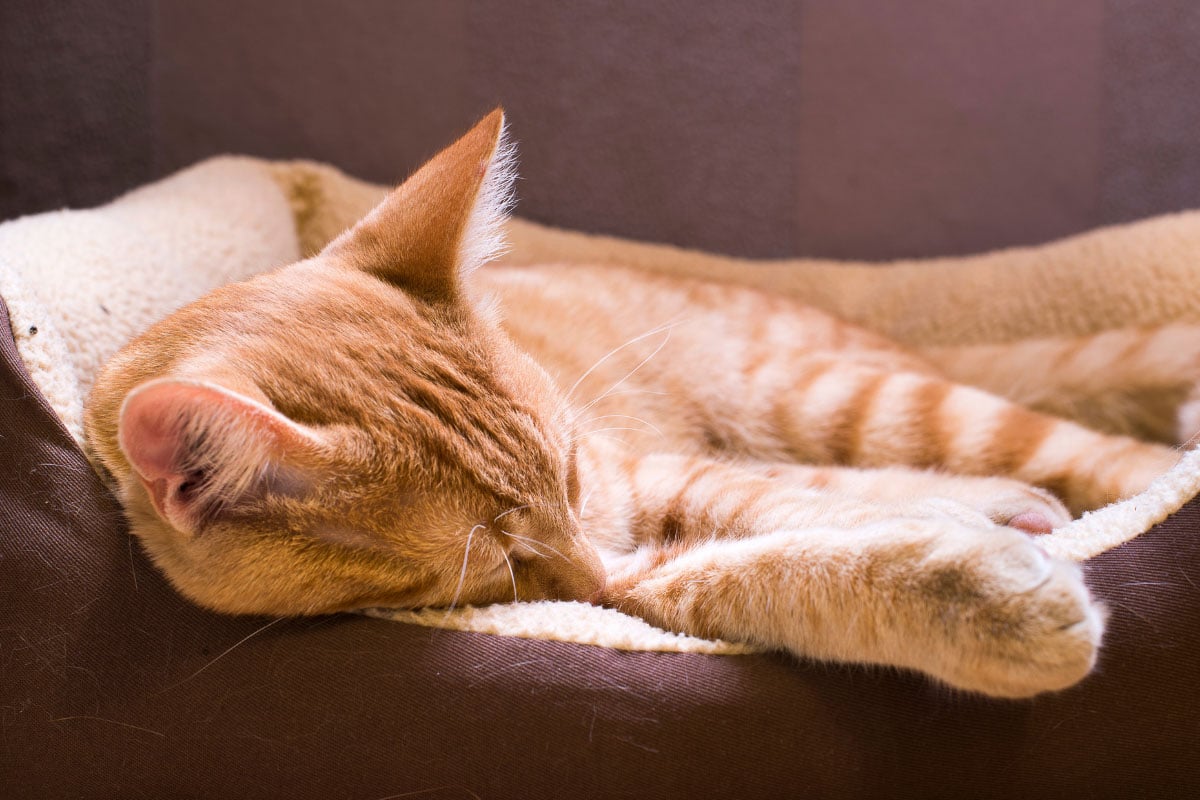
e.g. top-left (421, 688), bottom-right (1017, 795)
top-left (3, 305), bottom-right (1200, 798)
top-left (0, 0), bottom-right (152, 220)
top-left (6, 2), bottom-right (1200, 258)
top-left (149, 0), bottom-right (1200, 259)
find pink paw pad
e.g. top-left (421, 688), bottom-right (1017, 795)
top-left (1006, 512), bottom-right (1056, 535)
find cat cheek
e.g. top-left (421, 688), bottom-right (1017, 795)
top-left (310, 526), bottom-right (392, 552)
top-left (565, 456), bottom-right (581, 508)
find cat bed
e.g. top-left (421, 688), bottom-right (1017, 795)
top-left (4, 157), bottom-right (1200, 797)
top-left (7, 156), bottom-right (1200, 603)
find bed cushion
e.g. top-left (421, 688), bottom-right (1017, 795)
top-left (4, 158), bottom-right (1200, 797)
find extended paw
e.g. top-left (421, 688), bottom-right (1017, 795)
top-left (980, 484), bottom-right (1071, 534)
top-left (911, 527), bottom-right (1104, 698)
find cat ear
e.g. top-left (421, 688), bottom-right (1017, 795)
top-left (117, 378), bottom-right (327, 533)
top-left (322, 107), bottom-right (515, 302)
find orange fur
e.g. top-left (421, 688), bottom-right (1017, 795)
top-left (86, 110), bottom-right (1195, 697)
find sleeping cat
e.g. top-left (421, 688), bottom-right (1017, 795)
top-left (86, 109), bottom-right (1193, 698)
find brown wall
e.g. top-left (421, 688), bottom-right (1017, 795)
top-left (0, 0), bottom-right (153, 219)
top-left (5, 1), bottom-right (1200, 259)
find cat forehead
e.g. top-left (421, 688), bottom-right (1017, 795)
top-left (173, 262), bottom-right (568, 491)
top-left (239, 264), bottom-right (535, 389)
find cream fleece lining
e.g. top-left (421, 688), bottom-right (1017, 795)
top-left (3, 156), bottom-right (1197, 655)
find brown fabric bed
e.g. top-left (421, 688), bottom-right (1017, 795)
top-left (3, 290), bottom-right (1199, 795)
top-left (5, 2), bottom-right (1200, 797)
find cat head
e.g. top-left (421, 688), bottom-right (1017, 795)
top-left (85, 109), bottom-right (606, 615)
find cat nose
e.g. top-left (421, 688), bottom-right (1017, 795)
top-left (578, 551), bottom-right (607, 603)
top-left (520, 509), bottom-right (606, 602)
top-left (543, 543), bottom-right (606, 602)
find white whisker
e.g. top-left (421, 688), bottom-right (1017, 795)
top-left (493, 504), bottom-right (530, 523)
top-left (500, 549), bottom-right (518, 603)
top-left (572, 327), bottom-right (678, 419)
top-left (446, 523), bottom-right (486, 617)
top-left (583, 413), bottom-right (664, 437)
top-left (572, 426), bottom-right (662, 443)
top-left (565, 318), bottom-right (684, 402)
top-left (500, 529), bottom-right (568, 562)
top-left (500, 530), bottom-right (549, 559)
top-left (578, 488), bottom-right (595, 520)
top-left (601, 388), bottom-right (670, 399)
top-left (164, 617), bottom-right (284, 690)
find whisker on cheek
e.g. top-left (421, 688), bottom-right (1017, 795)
top-left (493, 504), bottom-right (530, 523)
top-left (571, 425), bottom-right (664, 444)
top-left (500, 529), bottom-right (566, 562)
top-left (501, 549), bottom-right (518, 603)
top-left (446, 523), bottom-right (486, 616)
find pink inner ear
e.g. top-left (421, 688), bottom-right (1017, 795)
top-left (118, 382), bottom-right (209, 523)
top-left (118, 379), bottom-right (327, 526)
top-left (119, 381), bottom-right (207, 490)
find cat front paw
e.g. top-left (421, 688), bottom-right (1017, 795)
top-left (977, 483), bottom-right (1072, 534)
top-left (912, 527), bottom-right (1104, 698)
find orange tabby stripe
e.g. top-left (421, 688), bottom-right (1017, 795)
top-left (907, 379), bottom-right (953, 468)
top-left (826, 372), bottom-right (889, 465)
top-left (655, 461), bottom-right (723, 543)
top-left (975, 406), bottom-right (1056, 476)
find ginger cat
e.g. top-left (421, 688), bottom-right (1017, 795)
top-left (86, 109), bottom-right (1195, 698)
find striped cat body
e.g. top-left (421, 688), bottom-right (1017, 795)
top-left (86, 111), bottom-right (1194, 697)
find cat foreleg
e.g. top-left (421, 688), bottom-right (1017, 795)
top-left (603, 520), bottom-right (1104, 698)
top-left (749, 463), bottom-right (1071, 533)
top-left (617, 454), bottom-right (1061, 548)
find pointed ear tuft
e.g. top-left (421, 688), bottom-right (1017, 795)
top-left (322, 108), bottom-right (516, 301)
top-left (118, 379), bottom-right (326, 532)
top-left (460, 113), bottom-right (517, 275)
